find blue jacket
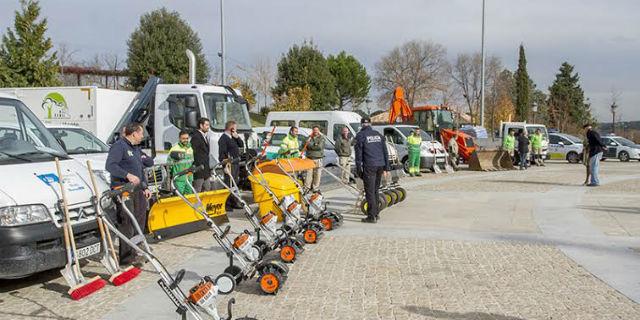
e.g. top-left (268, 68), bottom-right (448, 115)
top-left (105, 138), bottom-right (153, 189)
top-left (355, 126), bottom-right (390, 171)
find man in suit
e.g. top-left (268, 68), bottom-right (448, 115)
top-left (218, 120), bottom-right (244, 210)
top-left (191, 117), bottom-right (211, 192)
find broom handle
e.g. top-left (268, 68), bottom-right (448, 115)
top-left (55, 158), bottom-right (81, 276)
top-left (86, 161), bottom-right (119, 264)
top-left (260, 126), bottom-right (277, 157)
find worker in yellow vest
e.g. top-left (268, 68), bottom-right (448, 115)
top-left (278, 126), bottom-right (301, 158)
top-left (530, 129), bottom-right (544, 166)
top-left (168, 130), bottom-right (194, 195)
top-left (503, 129), bottom-right (516, 163)
top-left (407, 128), bottom-right (423, 177)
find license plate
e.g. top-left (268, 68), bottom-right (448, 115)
top-left (436, 158), bottom-right (445, 163)
top-left (77, 242), bottom-right (101, 260)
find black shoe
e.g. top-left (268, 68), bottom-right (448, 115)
top-left (375, 215), bottom-right (380, 221)
top-left (416, 173), bottom-right (422, 177)
top-left (361, 217), bottom-right (377, 223)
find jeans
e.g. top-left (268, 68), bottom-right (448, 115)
top-left (589, 152), bottom-right (603, 185)
top-left (519, 152), bottom-right (529, 168)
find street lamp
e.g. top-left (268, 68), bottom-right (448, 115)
top-left (219, 0), bottom-right (226, 85)
top-left (532, 102), bottom-right (538, 123)
top-left (479, 0), bottom-right (486, 128)
top-left (611, 102), bottom-right (618, 135)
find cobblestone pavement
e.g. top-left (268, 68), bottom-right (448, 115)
top-left (1, 161), bottom-right (639, 320)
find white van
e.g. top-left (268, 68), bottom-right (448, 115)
top-left (499, 122), bottom-right (550, 158)
top-left (265, 111), bottom-right (362, 144)
top-left (0, 93), bottom-right (109, 279)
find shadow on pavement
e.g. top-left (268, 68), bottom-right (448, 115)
top-left (577, 205), bottom-right (640, 215)
top-left (402, 306), bottom-right (525, 320)
top-left (488, 179), bottom-right (577, 186)
top-left (0, 291), bottom-right (76, 320)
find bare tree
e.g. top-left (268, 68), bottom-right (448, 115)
top-left (374, 40), bottom-right (448, 108)
top-left (250, 57), bottom-right (275, 113)
top-left (102, 53), bottom-right (124, 89)
top-left (57, 43), bottom-right (80, 85)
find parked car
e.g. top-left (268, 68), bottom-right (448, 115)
top-left (372, 124), bottom-right (447, 173)
top-left (253, 127), bottom-right (339, 167)
top-left (548, 133), bottom-right (584, 163)
top-left (601, 135), bottom-right (640, 162)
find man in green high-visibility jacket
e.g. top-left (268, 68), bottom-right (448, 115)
top-left (278, 126), bottom-right (301, 158)
top-left (407, 128), bottom-right (423, 177)
top-left (503, 129), bottom-right (516, 163)
top-left (530, 128), bottom-right (544, 166)
top-left (168, 130), bottom-right (194, 195)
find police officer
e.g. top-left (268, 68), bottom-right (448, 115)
top-left (105, 122), bottom-right (153, 265)
top-left (355, 116), bottom-right (390, 223)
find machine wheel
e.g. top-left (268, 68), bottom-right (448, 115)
top-left (619, 151), bottom-right (630, 162)
top-left (214, 273), bottom-right (237, 295)
top-left (258, 268), bottom-right (284, 294)
top-left (360, 200), bottom-right (369, 215)
top-left (382, 191), bottom-right (393, 207)
top-left (224, 265), bottom-right (244, 285)
top-left (251, 244), bottom-right (264, 261)
top-left (279, 244), bottom-right (297, 263)
top-left (320, 216), bottom-right (334, 231)
top-left (303, 228), bottom-right (318, 244)
top-left (390, 189), bottom-right (402, 204)
top-left (378, 194), bottom-right (387, 211)
top-left (254, 240), bottom-right (271, 258)
top-left (566, 151), bottom-right (580, 164)
top-left (386, 190), bottom-right (398, 206)
top-left (396, 187), bottom-right (407, 202)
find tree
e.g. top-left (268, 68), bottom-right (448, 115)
top-left (327, 51), bottom-right (370, 110)
top-left (250, 57), bottom-right (276, 112)
top-left (548, 62), bottom-right (595, 132)
top-left (229, 77), bottom-right (257, 108)
top-left (486, 68), bottom-right (515, 131)
top-left (272, 86), bottom-right (312, 112)
top-left (127, 8), bottom-right (209, 89)
top-left (374, 40), bottom-right (448, 107)
top-left (0, 0), bottom-right (59, 87)
top-left (273, 41), bottom-right (336, 111)
top-left (514, 44), bottom-right (532, 121)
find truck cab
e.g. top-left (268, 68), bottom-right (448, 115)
top-left (0, 93), bottom-right (108, 279)
top-left (499, 122), bottom-right (550, 159)
top-left (107, 77), bottom-right (259, 188)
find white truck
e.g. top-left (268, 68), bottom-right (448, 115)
top-left (0, 93), bottom-right (109, 278)
top-left (0, 86), bottom-right (137, 143)
top-left (499, 122), bottom-right (550, 159)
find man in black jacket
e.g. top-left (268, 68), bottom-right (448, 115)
top-left (355, 116), bottom-right (390, 223)
top-left (218, 120), bottom-right (244, 210)
top-left (516, 129), bottom-right (530, 170)
top-left (584, 123), bottom-right (607, 186)
top-left (106, 122), bottom-right (153, 265)
top-left (191, 117), bottom-right (211, 192)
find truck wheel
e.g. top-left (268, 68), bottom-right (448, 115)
top-left (619, 151), bottom-right (630, 162)
top-left (567, 152), bottom-right (580, 164)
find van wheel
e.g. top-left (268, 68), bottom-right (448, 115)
top-left (566, 152), bottom-right (580, 164)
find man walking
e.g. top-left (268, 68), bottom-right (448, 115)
top-left (584, 123), bottom-right (607, 186)
top-left (407, 128), bottom-right (422, 177)
top-left (503, 129), bottom-right (516, 163)
top-left (168, 130), bottom-right (194, 195)
top-left (516, 129), bottom-right (530, 170)
top-left (530, 129), bottom-right (544, 166)
top-left (355, 116), bottom-right (390, 223)
top-left (304, 126), bottom-right (325, 192)
top-left (218, 120), bottom-right (244, 210)
top-left (105, 122), bottom-right (153, 265)
top-left (447, 131), bottom-right (459, 171)
top-left (278, 126), bottom-right (301, 158)
top-left (191, 117), bottom-right (212, 192)
top-left (335, 126), bottom-right (353, 184)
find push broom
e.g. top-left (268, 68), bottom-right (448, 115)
top-left (86, 161), bottom-right (141, 286)
top-left (55, 158), bottom-right (106, 300)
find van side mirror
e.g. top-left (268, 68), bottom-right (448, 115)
top-left (185, 96), bottom-right (197, 108)
top-left (185, 110), bottom-right (198, 129)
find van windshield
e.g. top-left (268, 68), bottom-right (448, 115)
top-left (203, 94), bottom-right (252, 131)
top-left (48, 127), bottom-right (108, 154)
top-left (0, 98), bottom-right (67, 164)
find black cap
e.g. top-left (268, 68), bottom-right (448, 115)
top-left (361, 116), bottom-right (371, 124)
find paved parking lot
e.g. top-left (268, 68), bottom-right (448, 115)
top-left (1, 161), bottom-right (639, 320)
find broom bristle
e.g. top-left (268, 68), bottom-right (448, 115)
top-left (69, 276), bottom-right (107, 300)
top-left (111, 266), bottom-right (141, 286)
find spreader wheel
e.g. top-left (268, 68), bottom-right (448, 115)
top-left (279, 244), bottom-right (297, 263)
top-left (303, 228), bottom-right (318, 244)
top-left (320, 216), bottom-right (334, 231)
top-left (214, 272), bottom-right (236, 295)
top-left (224, 265), bottom-right (244, 285)
top-left (386, 189), bottom-right (398, 205)
top-left (377, 194), bottom-right (387, 211)
top-left (396, 187), bottom-right (407, 202)
top-left (258, 269), bottom-right (283, 294)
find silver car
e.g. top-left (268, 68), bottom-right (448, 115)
top-left (601, 135), bottom-right (640, 162)
top-left (548, 133), bottom-right (584, 163)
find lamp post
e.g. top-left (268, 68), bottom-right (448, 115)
top-left (532, 102), bottom-right (538, 123)
top-left (219, 0), bottom-right (226, 85)
top-left (610, 102), bottom-right (618, 135)
top-left (479, 0), bottom-right (486, 128)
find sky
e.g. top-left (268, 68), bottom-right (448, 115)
top-left (0, 0), bottom-right (638, 121)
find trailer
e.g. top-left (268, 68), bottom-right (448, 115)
top-left (0, 86), bottom-right (137, 143)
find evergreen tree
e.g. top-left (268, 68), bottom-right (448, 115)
top-left (0, 0), bottom-right (59, 87)
top-left (327, 51), bottom-right (370, 110)
top-left (127, 8), bottom-right (210, 89)
top-left (273, 42), bottom-right (337, 111)
top-left (513, 44), bottom-right (531, 121)
top-left (548, 62), bottom-right (595, 132)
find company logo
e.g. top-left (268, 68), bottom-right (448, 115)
top-left (42, 92), bottom-right (70, 119)
top-left (206, 203), bottom-right (224, 217)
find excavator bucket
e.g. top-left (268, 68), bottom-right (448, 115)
top-left (468, 150), bottom-right (514, 171)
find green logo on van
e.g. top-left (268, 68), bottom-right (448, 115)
top-left (42, 92), bottom-right (69, 119)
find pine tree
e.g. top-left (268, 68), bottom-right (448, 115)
top-left (0, 0), bottom-right (60, 87)
top-left (548, 62), bottom-right (595, 132)
top-left (273, 42), bottom-right (337, 111)
top-left (327, 51), bottom-right (370, 110)
top-left (127, 8), bottom-right (210, 90)
top-left (513, 44), bottom-right (531, 121)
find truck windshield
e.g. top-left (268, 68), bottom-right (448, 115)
top-left (526, 126), bottom-right (548, 140)
top-left (48, 127), bottom-right (108, 154)
top-left (203, 93), bottom-right (252, 131)
top-left (413, 110), bottom-right (454, 131)
top-left (0, 98), bottom-right (67, 164)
